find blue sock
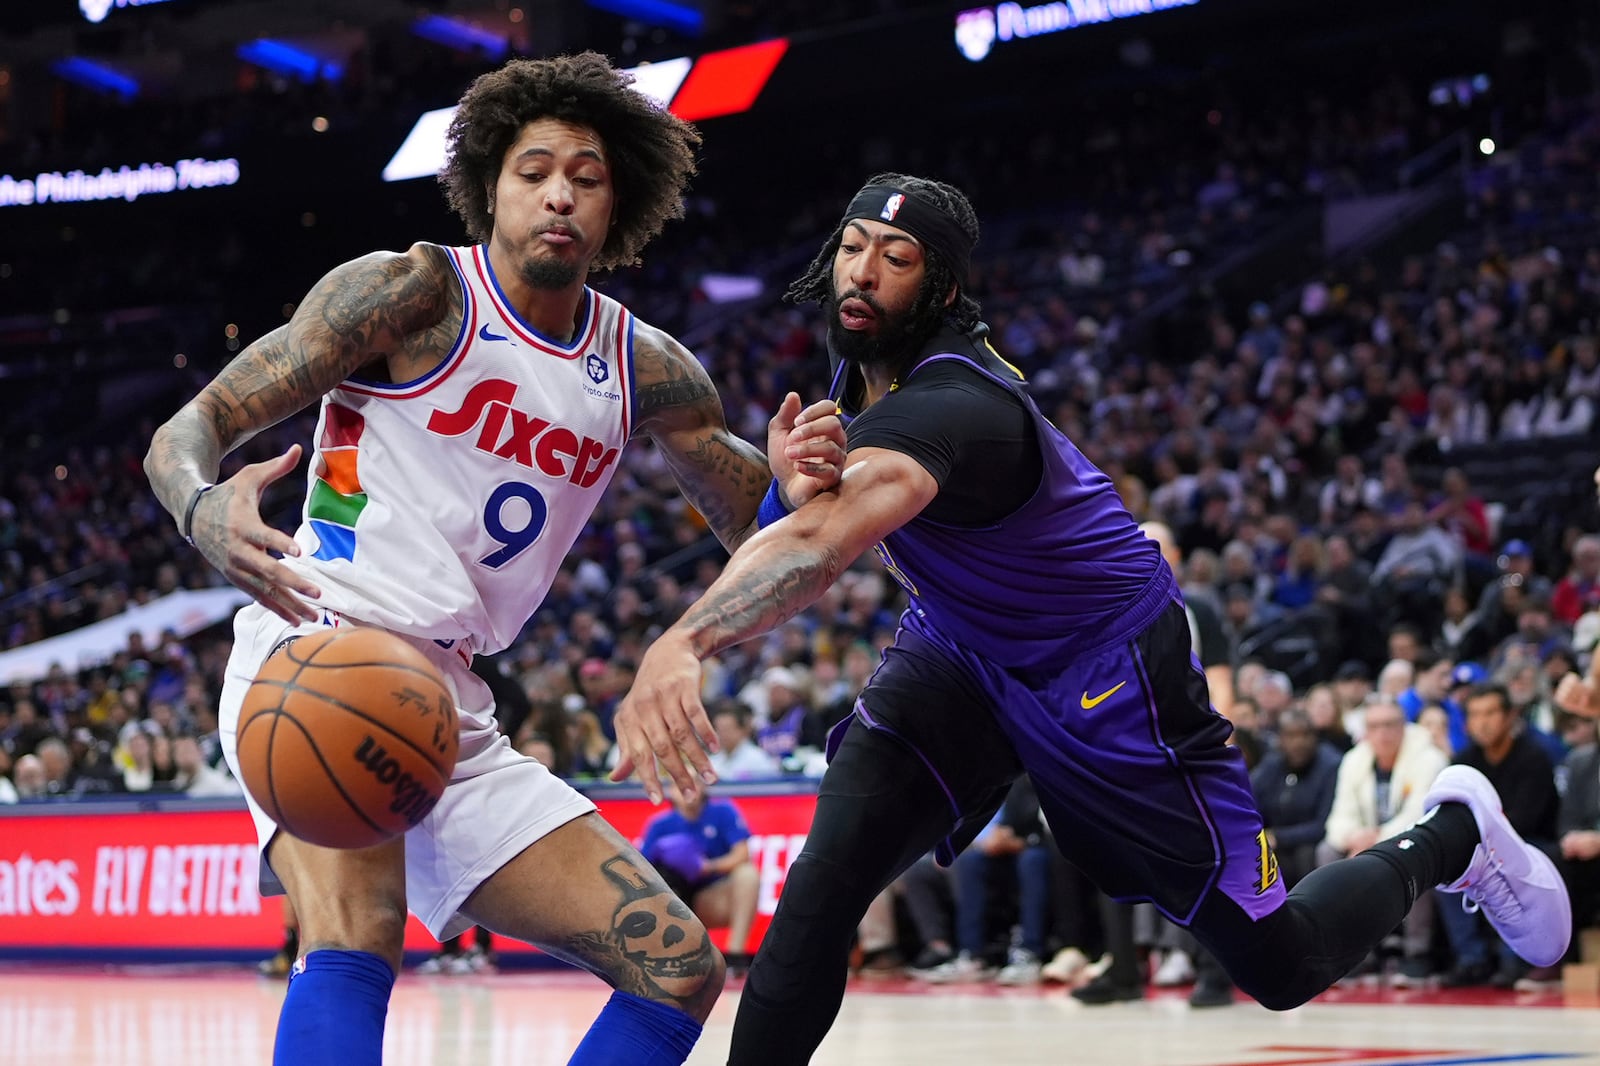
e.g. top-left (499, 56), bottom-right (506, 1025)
top-left (274, 949), bottom-right (395, 1066)
top-left (568, 990), bottom-right (704, 1066)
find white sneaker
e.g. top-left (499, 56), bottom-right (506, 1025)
top-left (1423, 765), bottom-right (1572, 968)
top-left (1041, 946), bottom-right (1090, 984)
top-left (1074, 952), bottom-right (1114, 988)
top-left (912, 952), bottom-right (992, 984)
top-left (415, 955), bottom-right (450, 975)
top-left (1152, 949), bottom-right (1195, 987)
top-left (996, 949), bottom-right (1043, 986)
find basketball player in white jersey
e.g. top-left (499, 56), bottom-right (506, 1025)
top-left (143, 54), bottom-right (846, 1066)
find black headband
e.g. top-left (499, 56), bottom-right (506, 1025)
top-left (841, 184), bottom-right (973, 288)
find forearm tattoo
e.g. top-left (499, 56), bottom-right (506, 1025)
top-left (678, 543), bottom-right (842, 658)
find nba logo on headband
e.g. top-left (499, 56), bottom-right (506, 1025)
top-left (880, 193), bottom-right (905, 221)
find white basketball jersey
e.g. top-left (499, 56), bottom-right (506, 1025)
top-left (280, 243), bottom-right (636, 656)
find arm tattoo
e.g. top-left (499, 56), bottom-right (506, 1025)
top-left (632, 325), bottom-right (772, 550)
top-left (678, 543), bottom-right (843, 659)
top-left (143, 245), bottom-right (457, 521)
top-left (554, 855), bottom-right (720, 1012)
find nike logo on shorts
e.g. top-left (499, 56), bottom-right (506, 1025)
top-left (1080, 681), bottom-right (1128, 709)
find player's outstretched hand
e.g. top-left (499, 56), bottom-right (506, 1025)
top-left (191, 444), bottom-right (321, 625)
top-left (768, 392), bottom-right (846, 508)
top-left (1555, 671), bottom-right (1599, 719)
top-left (611, 632), bottom-right (718, 805)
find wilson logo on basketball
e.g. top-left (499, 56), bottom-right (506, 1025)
top-left (354, 736), bottom-right (441, 825)
top-left (426, 378), bottom-right (619, 487)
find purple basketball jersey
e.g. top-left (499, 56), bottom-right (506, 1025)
top-left (833, 336), bottom-right (1173, 669)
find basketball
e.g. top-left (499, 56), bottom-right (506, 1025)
top-left (235, 628), bottom-right (460, 850)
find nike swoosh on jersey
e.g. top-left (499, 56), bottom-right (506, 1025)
top-left (479, 323), bottom-right (511, 343)
top-left (1080, 681), bottom-right (1128, 709)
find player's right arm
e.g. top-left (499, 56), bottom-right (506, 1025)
top-left (144, 244), bottom-right (457, 623)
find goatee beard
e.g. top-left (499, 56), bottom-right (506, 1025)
top-left (519, 256), bottom-right (581, 290)
top-left (825, 287), bottom-right (945, 367)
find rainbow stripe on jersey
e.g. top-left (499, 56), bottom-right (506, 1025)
top-left (309, 404), bottom-right (367, 562)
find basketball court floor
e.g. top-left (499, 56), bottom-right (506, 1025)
top-left (3, 965), bottom-right (1597, 1066)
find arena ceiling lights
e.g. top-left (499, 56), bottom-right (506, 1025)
top-left (78, 0), bottom-right (176, 23)
top-left (382, 39), bottom-right (788, 183)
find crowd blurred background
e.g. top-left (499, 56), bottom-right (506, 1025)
top-left (2, 0), bottom-right (1598, 995)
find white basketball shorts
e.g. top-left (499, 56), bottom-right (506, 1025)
top-left (218, 602), bottom-right (596, 940)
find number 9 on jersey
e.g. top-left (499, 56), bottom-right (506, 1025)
top-left (479, 481), bottom-right (550, 568)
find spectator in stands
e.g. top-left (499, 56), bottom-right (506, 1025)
top-left (641, 780), bottom-right (761, 972)
top-left (35, 738), bottom-right (73, 796)
top-left (1271, 535), bottom-right (1326, 611)
top-left (11, 754), bottom-right (46, 799)
top-left (1303, 683), bottom-right (1353, 753)
top-left (119, 725), bottom-right (158, 793)
top-left (1428, 468), bottom-right (1493, 559)
top-left (1332, 662), bottom-right (1374, 730)
top-left (1440, 587), bottom-right (1489, 662)
top-left (922, 777), bottom-right (1054, 987)
top-left (1439, 683), bottom-right (1560, 987)
top-left (1143, 521), bottom-right (1234, 715)
top-left (1318, 536), bottom-right (1374, 628)
top-left (1373, 500), bottom-right (1461, 630)
top-left (755, 666), bottom-right (810, 759)
top-left (1398, 650), bottom-right (1467, 755)
top-left (1387, 624), bottom-right (1425, 665)
top-left (67, 729), bottom-right (122, 795)
top-left (709, 700), bottom-right (781, 780)
top-left (1375, 454), bottom-right (1415, 517)
top-left (1556, 721), bottom-right (1600, 950)
top-left (170, 730), bottom-right (240, 797)
top-left (1319, 456), bottom-right (1381, 530)
top-left (1252, 709), bottom-right (1341, 888)
top-left (567, 709), bottom-right (614, 779)
top-left (1376, 659), bottom-right (1414, 700)
top-left (1255, 672), bottom-right (1295, 731)
top-left (151, 729), bottom-right (177, 788)
top-left (516, 732), bottom-right (559, 767)
top-left (1, 699), bottom-right (51, 760)
top-left (1552, 535), bottom-right (1600, 625)
top-left (1319, 698), bottom-right (1448, 985)
top-left (1480, 541), bottom-right (1550, 621)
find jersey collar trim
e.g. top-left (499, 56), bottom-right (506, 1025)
top-left (473, 244), bottom-right (597, 360)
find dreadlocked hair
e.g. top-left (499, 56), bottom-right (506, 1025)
top-left (784, 172), bottom-right (983, 332)
top-left (440, 52), bottom-right (701, 270)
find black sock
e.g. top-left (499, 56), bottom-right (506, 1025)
top-left (1362, 802), bottom-right (1480, 907)
top-left (1192, 801), bottom-right (1482, 1010)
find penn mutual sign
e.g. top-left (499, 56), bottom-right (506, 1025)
top-left (955, 0), bottom-right (1200, 62)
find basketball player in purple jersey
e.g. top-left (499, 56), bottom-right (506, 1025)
top-left (145, 55), bottom-right (846, 1066)
top-left (616, 174), bottom-right (1572, 1063)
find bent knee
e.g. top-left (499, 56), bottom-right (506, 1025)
top-left (1215, 954), bottom-right (1314, 1011)
top-left (1245, 981), bottom-right (1311, 1012)
top-left (650, 928), bottom-right (726, 1023)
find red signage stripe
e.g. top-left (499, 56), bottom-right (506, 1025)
top-left (669, 38), bottom-right (788, 122)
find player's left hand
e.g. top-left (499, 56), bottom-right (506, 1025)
top-left (768, 392), bottom-right (846, 508)
top-left (611, 631), bottom-right (718, 805)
